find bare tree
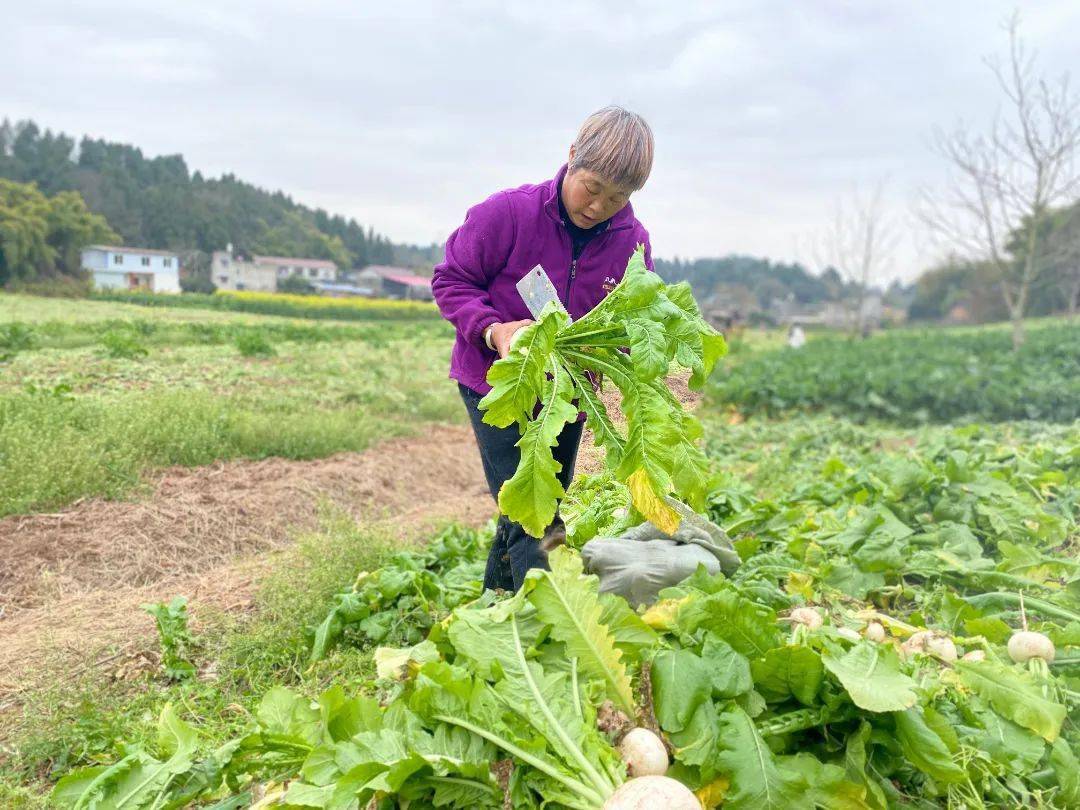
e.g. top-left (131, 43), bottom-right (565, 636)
top-left (920, 13), bottom-right (1080, 348)
top-left (813, 181), bottom-right (895, 336)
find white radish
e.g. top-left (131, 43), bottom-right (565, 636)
top-left (788, 607), bottom-right (823, 630)
top-left (961, 649), bottom-right (986, 662)
top-left (864, 621), bottom-right (886, 643)
top-left (925, 635), bottom-right (958, 662)
top-left (902, 630), bottom-right (957, 662)
top-left (901, 630), bottom-right (931, 659)
top-left (602, 775), bottom-right (700, 809)
top-left (618, 728), bottom-right (669, 777)
top-left (1007, 631), bottom-right (1055, 664)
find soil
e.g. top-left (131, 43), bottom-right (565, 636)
top-left (0, 426), bottom-right (488, 618)
top-left (0, 426), bottom-right (493, 707)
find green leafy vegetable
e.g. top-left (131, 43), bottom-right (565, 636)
top-left (715, 706), bottom-right (801, 809)
top-left (955, 659), bottom-right (1067, 742)
top-left (821, 642), bottom-right (918, 713)
top-left (525, 547), bottom-right (637, 715)
top-left (479, 246), bottom-right (726, 535)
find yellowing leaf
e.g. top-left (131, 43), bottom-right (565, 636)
top-left (374, 647), bottom-right (412, 680)
top-left (785, 572), bottom-right (815, 600)
top-left (627, 467), bottom-right (680, 535)
top-left (641, 597), bottom-right (689, 631)
top-left (696, 776), bottom-right (731, 808)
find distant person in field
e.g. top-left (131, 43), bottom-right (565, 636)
top-left (432, 106), bottom-right (655, 593)
top-left (788, 324), bottom-right (806, 349)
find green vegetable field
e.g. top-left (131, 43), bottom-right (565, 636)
top-left (0, 289), bottom-right (1078, 809)
top-left (712, 321), bottom-right (1080, 424)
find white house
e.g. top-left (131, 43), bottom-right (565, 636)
top-left (211, 250), bottom-right (275, 292)
top-left (81, 245), bottom-right (181, 293)
top-left (211, 248), bottom-right (337, 292)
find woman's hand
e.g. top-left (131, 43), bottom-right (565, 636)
top-left (490, 319), bottom-right (534, 359)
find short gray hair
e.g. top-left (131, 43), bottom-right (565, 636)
top-left (568, 106), bottom-right (654, 191)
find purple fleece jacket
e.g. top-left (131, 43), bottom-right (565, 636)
top-left (432, 164), bottom-right (653, 394)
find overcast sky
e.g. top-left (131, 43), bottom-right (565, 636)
top-left (4, 1), bottom-right (1079, 280)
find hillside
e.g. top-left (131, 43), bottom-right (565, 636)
top-left (0, 119), bottom-right (441, 272)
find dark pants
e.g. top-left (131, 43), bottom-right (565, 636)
top-left (458, 383), bottom-right (584, 592)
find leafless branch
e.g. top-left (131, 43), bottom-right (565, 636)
top-left (921, 12), bottom-right (1080, 346)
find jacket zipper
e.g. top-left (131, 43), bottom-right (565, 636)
top-left (559, 213), bottom-right (577, 308)
top-left (560, 213), bottom-right (615, 309)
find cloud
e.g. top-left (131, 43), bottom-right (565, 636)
top-left (649, 26), bottom-right (768, 90)
top-left (3, 0), bottom-right (1079, 280)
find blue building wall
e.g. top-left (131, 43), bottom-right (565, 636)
top-left (81, 247), bottom-right (181, 293)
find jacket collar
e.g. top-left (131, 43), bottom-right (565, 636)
top-left (543, 164), bottom-right (635, 232)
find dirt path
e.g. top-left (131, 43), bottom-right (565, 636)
top-left (0, 426), bottom-right (494, 703)
top-left (0, 426), bottom-right (489, 618)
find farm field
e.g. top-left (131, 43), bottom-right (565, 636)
top-left (0, 296), bottom-right (1078, 808)
top-left (713, 319), bottom-right (1080, 424)
top-left (0, 296), bottom-right (460, 518)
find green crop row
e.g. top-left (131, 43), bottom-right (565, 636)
top-left (0, 315), bottom-right (449, 355)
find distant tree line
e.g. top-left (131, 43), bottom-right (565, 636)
top-left (4, 116), bottom-right (1073, 324)
top-left (0, 177), bottom-right (117, 286)
top-left (655, 255), bottom-right (873, 312)
top-left (0, 119), bottom-right (441, 284)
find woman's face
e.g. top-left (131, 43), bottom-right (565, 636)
top-left (561, 148), bottom-right (633, 229)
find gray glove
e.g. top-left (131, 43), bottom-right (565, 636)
top-left (581, 501), bottom-right (740, 608)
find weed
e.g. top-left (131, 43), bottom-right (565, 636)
top-left (234, 330), bottom-right (276, 358)
top-left (99, 330), bottom-right (149, 359)
top-left (142, 596), bottom-right (196, 680)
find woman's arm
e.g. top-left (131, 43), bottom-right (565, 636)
top-left (432, 192), bottom-right (516, 350)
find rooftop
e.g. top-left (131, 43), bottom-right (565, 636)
top-left (354, 264), bottom-right (415, 276)
top-left (312, 281), bottom-right (375, 295)
top-left (382, 273), bottom-right (432, 288)
top-left (253, 254), bottom-right (337, 270)
top-left (85, 245), bottom-right (180, 258)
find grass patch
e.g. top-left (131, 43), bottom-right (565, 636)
top-left (0, 331), bottom-right (463, 517)
top-left (234, 329), bottom-right (276, 358)
top-left (0, 387), bottom-right (407, 516)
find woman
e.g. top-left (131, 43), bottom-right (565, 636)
top-left (432, 105), bottom-right (655, 592)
